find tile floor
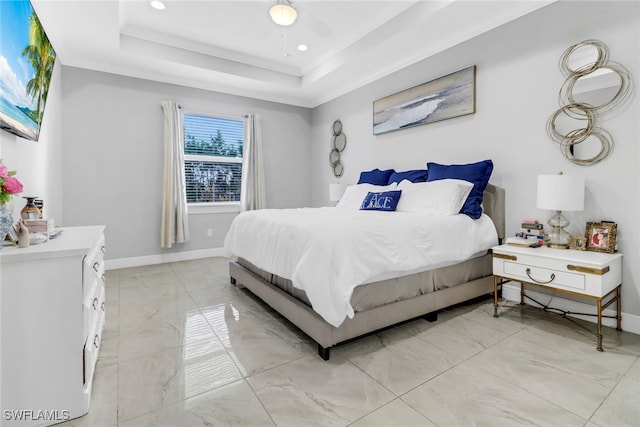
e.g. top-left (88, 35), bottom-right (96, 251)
top-left (60, 257), bottom-right (640, 427)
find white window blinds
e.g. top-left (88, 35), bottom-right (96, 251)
top-left (183, 113), bottom-right (244, 204)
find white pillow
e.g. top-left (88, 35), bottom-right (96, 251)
top-left (336, 182), bottom-right (398, 209)
top-left (396, 179), bottom-right (473, 215)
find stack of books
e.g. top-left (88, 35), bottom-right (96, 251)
top-left (506, 219), bottom-right (545, 247)
top-left (519, 220), bottom-right (544, 240)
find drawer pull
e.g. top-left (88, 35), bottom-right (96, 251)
top-left (102, 274), bottom-right (106, 283)
top-left (494, 253), bottom-right (517, 261)
top-left (526, 268), bottom-right (555, 284)
top-left (567, 264), bottom-right (610, 275)
top-left (93, 262), bottom-right (100, 272)
top-left (92, 298), bottom-right (98, 310)
top-left (100, 246), bottom-right (105, 254)
top-left (101, 301), bottom-right (105, 311)
top-left (93, 334), bottom-right (100, 349)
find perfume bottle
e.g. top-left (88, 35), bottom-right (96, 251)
top-left (20, 196), bottom-right (41, 220)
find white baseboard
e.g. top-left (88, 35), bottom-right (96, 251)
top-left (502, 282), bottom-right (640, 336)
top-left (105, 247), bottom-right (225, 270)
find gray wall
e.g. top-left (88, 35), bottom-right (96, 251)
top-left (0, 60), bottom-right (64, 224)
top-left (310, 1), bottom-right (640, 316)
top-left (61, 67), bottom-right (312, 260)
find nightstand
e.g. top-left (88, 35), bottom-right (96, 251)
top-left (492, 244), bottom-right (622, 351)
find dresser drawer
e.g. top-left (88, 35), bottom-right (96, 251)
top-left (84, 280), bottom-right (105, 338)
top-left (503, 261), bottom-right (586, 291)
top-left (82, 329), bottom-right (100, 386)
top-left (83, 284), bottom-right (105, 386)
top-left (83, 234), bottom-right (105, 303)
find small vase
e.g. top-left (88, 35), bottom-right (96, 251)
top-left (0, 204), bottom-right (13, 242)
top-left (21, 196), bottom-right (41, 220)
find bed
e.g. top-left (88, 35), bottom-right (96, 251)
top-left (225, 172), bottom-right (505, 360)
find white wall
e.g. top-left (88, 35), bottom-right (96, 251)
top-left (310, 1), bottom-right (640, 317)
top-left (61, 67), bottom-right (312, 261)
top-left (0, 60), bottom-right (64, 224)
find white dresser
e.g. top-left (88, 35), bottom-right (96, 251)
top-left (0, 226), bottom-right (106, 426)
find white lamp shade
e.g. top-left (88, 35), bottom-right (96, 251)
top-left (537, 174), bottom-right (585, 211)
top-left (269, 3), bottom-right (297, 26)
top-left (329, 183), bottom-right (346, 202)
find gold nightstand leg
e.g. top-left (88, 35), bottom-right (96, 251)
top-left (596, 298), bottom-right (603, 352)
top-left (616, 286), bottom-right (622, 331)
top-left (493, 276), bottom-right (499, 317)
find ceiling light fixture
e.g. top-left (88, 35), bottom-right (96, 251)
top-left (150, 1), bottom-right (165, 10)
top-left (297, 44), bottom-right (308, 52)
top-left (269, 0), bottom-right (297, 26)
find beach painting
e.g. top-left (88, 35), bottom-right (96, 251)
top-left (373, 66), bottom-right (475, 135)
top-left (0, 0), bottom-right (56, 141)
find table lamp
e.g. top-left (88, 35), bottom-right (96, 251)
top-left (329, 183), bottom-right (346, 204)
top-left (537, 172), bottom-right (584, 249)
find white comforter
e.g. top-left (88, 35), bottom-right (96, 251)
top-left (224, 208), bottom-right (498, 327)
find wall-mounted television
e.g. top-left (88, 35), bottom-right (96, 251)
top-left (0, 0), bottom-right (56, 141)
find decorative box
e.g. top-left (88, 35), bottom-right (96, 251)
top-left (23, 218), bottom-right (54, 235)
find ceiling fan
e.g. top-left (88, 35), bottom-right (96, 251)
top-left (268, 0), bottom-right (332, 38)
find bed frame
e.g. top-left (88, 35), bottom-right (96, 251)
top-left (229, 183), bottom-right (505, 360)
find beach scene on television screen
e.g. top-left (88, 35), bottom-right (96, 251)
top-left (0, 0), bottom-right (56, 141)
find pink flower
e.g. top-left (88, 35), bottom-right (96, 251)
top-left (0, 165), bottom-right (8, 179)
top-left (3, 176), bottom-right (23, 194)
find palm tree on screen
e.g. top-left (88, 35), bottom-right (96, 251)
top-left (21, 11), bottom-right (55, 128)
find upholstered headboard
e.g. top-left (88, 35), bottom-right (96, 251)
top-left (483, 183), bottom-right (505, 242)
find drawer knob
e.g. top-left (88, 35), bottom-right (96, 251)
top-left (93, 334), bottom-right (100, 349)
top-left (526, 268), bottom-right (555, 284)
top-left (102, 274), bottom-right (106, 283)
top-left (93, 262), bottom-right (100, 272)
top-left (100, 246), bottom-right (106, 254)
top-left (101, 301), bottom-right (105, 311)
top-left (92, 297), bottom-right (99, 310)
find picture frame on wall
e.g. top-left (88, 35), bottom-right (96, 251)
top-left (584, 221), bottom-right (617, 253)
top-left (372, 65), bottom-right (476, 135)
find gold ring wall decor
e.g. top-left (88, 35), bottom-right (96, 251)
top-left (547, 39), bottom-right (632, 166)
top-left (330, 119), bottom-right (346, 177)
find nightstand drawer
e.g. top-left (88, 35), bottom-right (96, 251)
top-left (492, 245), bottom-right (622, 297)
top-left (503, 261), bottom-right (585, 291)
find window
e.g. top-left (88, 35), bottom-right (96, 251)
top-left (183, 113), bottom-right (244, 206)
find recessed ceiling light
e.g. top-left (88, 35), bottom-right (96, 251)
top-left (297, 44), bottom-right (308, 52)
top-left (150, 1), bottom-right (165, 10)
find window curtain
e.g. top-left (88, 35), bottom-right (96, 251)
top-left (241, 114), bottom-right (266, 211)
top-left (160, 100), bottom-right (190, 248)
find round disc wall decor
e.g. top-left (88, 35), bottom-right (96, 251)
top-left (547, 39), bottom-right (632, 166)
top-left (330, 120), bottom-right (346, 177)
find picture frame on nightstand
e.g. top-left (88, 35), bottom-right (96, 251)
top-left (584, 221), bottom-right (617, 253)
top-left (570, 235), bottom-right (586, 250)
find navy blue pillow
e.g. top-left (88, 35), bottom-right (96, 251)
top-left (387, 169), bottom-right (428, 185)
top-left (426, 160), bottom-right (493, 219)
top-left (360, 190), bottom-right (402, 211)
top-left (357, 168), bottom-right (395, 185)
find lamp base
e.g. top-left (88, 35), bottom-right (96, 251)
top-left (546, 210), bottom-right (571, 249)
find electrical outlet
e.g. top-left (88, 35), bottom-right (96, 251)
top-left (207, 229), bottom-right (213, 237)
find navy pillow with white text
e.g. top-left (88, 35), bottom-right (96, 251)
top-left (360, 190), bottom-right (402, 211)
